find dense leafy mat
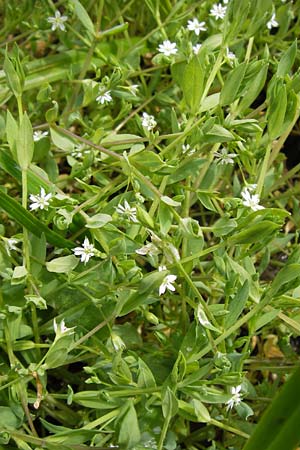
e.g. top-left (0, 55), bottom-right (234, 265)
top-left (1, 1), bottom-right (300, 449)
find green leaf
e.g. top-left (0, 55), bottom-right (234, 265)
top-left (237, 61), bottom-right (268, 114)
top-left (0, 406), bottom-right (22, 429)
top-left (6, 109), bottom-right (18, 161)
top-left (3, 51), bottom-right (22, 97)
top-left (17, 112), bottom-right (34, 169)
top-left (224, 280), bottom-right (249, 328)
top-left (267, 78), bottom-right (287, 140)
top-left (70, 0), bottom-right (95, 36)
top-left (137, 358), bottom-right (156, 388)
top-left (182, 56), bottom-right (204, 112)
top-left (50, 127), bottom-right (75, 152)
top-left (46, 255), bottom-right (79, 273)
top-left (86, 213), bottom-right (112, 228)
top-left (118, 400), bottom-right (141, 448)
top-left (243, 366), bottom-right (300, 450)
top-left (277, 39), bottom-right (297, 77)
top-left (220, 62), bottom-right (247, 106)
top-left (228, 221), bottom-right (280, 245)
top-left (130, 150), bottom-right (166, 172)
top-left (162, 387), bottom-right (178, 419)
top-left (269, 264), bottom-right (300, 297)
top-left (202, 124), bottom-right (235, 144)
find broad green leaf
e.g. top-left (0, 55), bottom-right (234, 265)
top-left (137, 358), bottom-right (156, 388)
top-left (243, 366), bottom-right (300, 450)
top-left (162, 387), bottom-right (178, 419)
top-left (277, 40), bottom-right (297, 77)
top-left (46, 255), bottom-right (79, 273)
top-left (161, 195), bottom-right (181, 207)
top-left (86, 213), bottom-right (112, 228)
top-left (0, 406), bottom-right (22, 429)
top-left (70, 0), bottom-right (95, 36)
top-left (129, 150), bottom-right (165, 172)
top-left (17, 112), bottom-right (34, 169)
top-left (200, 93), bottom-right (220, 112)
top-left (118, 400), bottom-right (141, 448)
top-left (267, 78), bottom-right (287, 140)
top-left (202, 124), bottom-right (234, 144)
top-left (3, 51), bottom-right (22, 97)
top-left (220, 62), bottom-right (247, 106)
top-left (50, 127), bottom-right (75, 152)
top-left (182, 56), bottom-right (204, 112)
top-left (228, 221), bottom-right (280, 245)
top-left (253, 309), bottom-right (280, 331)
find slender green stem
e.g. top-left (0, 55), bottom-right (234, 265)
top-left (210, 418), bottom-right (249, 439)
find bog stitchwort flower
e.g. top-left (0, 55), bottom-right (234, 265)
top-left (47, 10), bottom-right (68, 31)
top-left (33, 130), bottom-right (49, 141)
top-left (226, 385), bottom-right (243, 411)
top-left (214, 148), bottom-right (237, 165)
top-left (241, 188), bottom-right (264, 211)
top-left (136, 242), bottom-right (160, 256)
top-left (158, 265), bottom-right (177, 296)
top-left (267, 13), bottom-right (279, 30)
top-left (96, 89), bottom-right (112, 104)
top-left (157, 40), bottom-right (178, 57)
top-left (187, 18), bottom-right (207, 35)
top-left (73, 237), bottom-right (95, 264)
top-left (141, 112), bottom-right (157, 131)
top-left (210, 3), bottom-right (227, 20)
top-left (192, 43), bottom-right (202, 55)
top-left (53, 318), bottom-right (74, 336)
top-left (29, 188), bottom-right (52, 211)
top-left (116, 200), bottom-right (138, 223)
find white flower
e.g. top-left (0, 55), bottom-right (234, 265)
top-left (214, 148), bottom-right (237, 165)
top-left (53, 318), bottom-right (74, 336)
top-left (192, 44), bottom-right (202, 55)
top-left (187, 18), bottom-right (207, 35)
top-left (33, 130), bottom-right (48, 142)
top-left (244, 183), bottom-right (257, 193)
top-left (267, 13), bottom-right (278, 30)
top-left (182, 144), bottom-right (196, 155)
top-left (136, 242), bottom-right (160, 256)
top-left (29, 188), bottom-right (52, 211)
top-left (226, 385), bottom-right (243, 411)
top-left (226, 48), bottom-right (236, 60)
top-left (157, 40), bottom-right (178, 57)
top-left (96, 90), bottom-right (112, 104)
top-left (116, 200), bottom-right (138, 223)
top-left (241, 189), bottom-right (264, 211)
top-left (210, 3), bottom-right (227, 20)
top-left (71, 143), bottom-right (90, 159)
top-left (73, 237), bottom-right (95, 264)
top-left (141, 112), bottom-right (157, 131)
top-left (4, 238), bottom-right (19, 256)
top-left (47, 10), bottom-right (68, 32)
top-left (159, 274), bottom-right (177, 296)
top-left (158, 266), bottom-right (177, 296)
top-left (128, 84), bottom-right (139, 95)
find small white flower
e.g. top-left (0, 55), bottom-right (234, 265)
top-left (141, 112), bottom-right (157, 131)
top-left (267, 13), bottom-right (279, 30)
top-left (182, 144), bottom-right (196, 155)
top-left (157, 40), bottom-right (178, 57)
top-left (47, 10), bottom-right (68, 32)
top-left (159, 271), bottom-right (177, 296)
top-left (226, 48), bottom-right (236, 60)
top-left (244, 183), bottom-right (257, 193)
top-left (71, 143), bottom-right (90, 159)
top-left (192, 43), bottom-right (202, 55)
top-left (187, 18), bottom-right (207, 36)
top-left (116, 200), bottom-right (138, 223)
top-left (73, 237), bottom-right (95, 264)
top-left (4, 238), bottom-right (19, 256)
top-left (214, 148), bottom-right (237, 165)
top-left (241, 189), bottom-right (264, 211)
top-left (53, 318), bottom-right (74, 336)
top-left (223, 0), bottom-right (229, 3)
top-left (96, 90), bottom-right (112, 105)
top-left (226, 385), bottom-right (243, 411)
top-left (29, 188), bottom-right (52, 211)
top-left (33, 130), bottom-right (48, 142)
top-left (128, 84), bottom-right (139, 95)
top-left (136, 242), bottom-right (160, 256)
top-left (210, 3), bottom-right (227, 20)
